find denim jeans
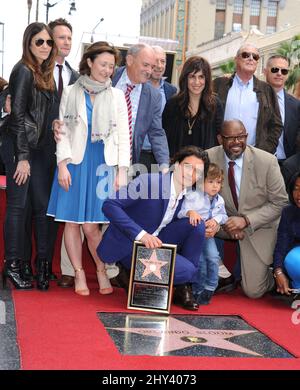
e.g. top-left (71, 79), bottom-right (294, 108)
top-left (215, 238), bottom-right (241, 280)
top-left (193, 237), bottom-right (220, 294)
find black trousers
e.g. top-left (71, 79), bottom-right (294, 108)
top-left (3, 136), bottom-right (54, 262)
top-left (23, 157), bottom-right (59, 265)
top-left (138, 150), bottom-right (159, 173)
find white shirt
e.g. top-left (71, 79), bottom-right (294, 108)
top-left (178, 191), bottom-right (228, 225)
top-left (115, 69), bottom-right (142, 136)
top-left (135, 174), bottom-right (187, 240)
top-left (276, 89), bottom-right (286, 160)
top-left (54, 61), bottom-right (71, 90)
top-left (225, 75), bottom-right (259, 146)
top-left (224, 152), bottom-right (244, 198)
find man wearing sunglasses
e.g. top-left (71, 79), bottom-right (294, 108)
top-left (264, 55), bottom-right (300, 164)
top-left (213, 43), bottom-right (282, 155)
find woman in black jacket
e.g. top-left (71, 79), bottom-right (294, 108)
top-left (162, 56), bottom-right (223, 158)
top-left (2, 22), bottom-right (56, 290)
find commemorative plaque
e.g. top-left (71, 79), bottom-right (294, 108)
top-left (127, 241), bottom-right (176, 314)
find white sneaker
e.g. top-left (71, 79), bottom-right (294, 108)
top-left (105, 263), bottom-right (120, 279)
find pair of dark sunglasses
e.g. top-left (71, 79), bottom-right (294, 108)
top-left (271, 67), bottom-right (289, 75)
top-left (240, 51), bottom-right (260, 61)
top-left (34, 39), bottom-right (54, 47)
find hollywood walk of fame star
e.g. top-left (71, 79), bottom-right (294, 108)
top-left (108, 316), bottom-right (261, 356)
top-left (139, 250), bottom-right (169, 280)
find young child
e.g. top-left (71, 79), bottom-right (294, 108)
top-left (178, 163), bottom-right (228, 305)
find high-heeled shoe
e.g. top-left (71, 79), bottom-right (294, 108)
top-left (3, 260), bottom-right (33, 290)
top-left (97, 268), bottom-right (113, 295)
top-left (74, 268), bottom-right (90, 296)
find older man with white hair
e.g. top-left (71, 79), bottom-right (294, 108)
top-left (213, 43), bottom-right (282, 154)
top-left (140, 45), bottom-right (177, 171)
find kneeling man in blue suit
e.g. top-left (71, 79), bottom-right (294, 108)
top-left (97, 146), bottom-right (209, 310)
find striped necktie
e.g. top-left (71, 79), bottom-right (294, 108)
top-left (125, 83), bottom-right (135, 161)
top-left (228, 161), bottom-right (238, 209)
top-left (56, 64), bottom-right (64, 100)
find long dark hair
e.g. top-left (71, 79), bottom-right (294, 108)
top-left (177, 56), bottom-right (216, 120)
top-left (22, 22), bottom-right (56, 91)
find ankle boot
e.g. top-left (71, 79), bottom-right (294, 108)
top-left (47, 261), bottom-right (57, 281)
top-left (3, 259), bottom-right (33, 290)
top-left (36, 259), bottom-right (50, 291)
top-left (20, 260), bottom-right (34, 282)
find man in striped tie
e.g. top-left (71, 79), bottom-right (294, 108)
top-left (113, 43), bottom-right (169, 172)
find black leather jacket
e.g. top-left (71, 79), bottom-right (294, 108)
top-left (7, 61), bottom-right (54, 161)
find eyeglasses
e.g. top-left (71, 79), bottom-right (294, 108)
top-left (221, 134), bottom-right (248, 142)
top-left (240, 51), bottom-right (260, 61)
top-left (270, 67), bottom-right (289, 76)
top-left (34, 39), bottom-right (54, 47)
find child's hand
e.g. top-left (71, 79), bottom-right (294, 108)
top-left (205, 219), bottom-right (220, 237)
top-left (187, 211), bottom-right (202, 226)
top-left (205, 219), bottom-right (218, 229)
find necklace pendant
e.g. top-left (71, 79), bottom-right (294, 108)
top-left (188, 129), bottom-right (192, 135)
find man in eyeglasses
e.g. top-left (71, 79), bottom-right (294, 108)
top-left (264, 55), bottom-right (300, 165)
top-left (207, 119), bottom-right (288, 299)
top-left (213, 43), bottom-right (282, 155)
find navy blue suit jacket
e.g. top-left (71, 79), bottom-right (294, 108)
top-left (283, 90), bottom-right (300, 158)
top-left (273, 204), bottom-right (300, 269)
top-left (97, 173), bottom-right (184, 262)
top-left (163, 81), bottom-right (177, 101)
top-left (112, 67), bottom-right (169, 165)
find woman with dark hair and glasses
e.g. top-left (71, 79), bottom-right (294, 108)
top-left (47, 41), bottom-right (130, 297)
top-left (273, 171), bottom-right (300, 300)
top-left (162, 56), bottom-right (223, 158)
top-left (1, 22), bottom-right (56, 290)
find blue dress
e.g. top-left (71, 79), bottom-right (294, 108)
top-left (47, 93), bottom-right (114, 223)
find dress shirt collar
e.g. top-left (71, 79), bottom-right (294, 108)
top-left (277, 88), bottom-right (285, 101)
top-left (234, 73), bottom-right (254, 88)
top-left (224, 152), bottom-right (244, 169)
top-left (170, 173), bottom-right (187, 201)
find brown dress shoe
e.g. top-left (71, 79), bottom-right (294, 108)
top-left (173, 284), bottom-right (199, 311)
top-left (57, 275), bottom-right (74, 288)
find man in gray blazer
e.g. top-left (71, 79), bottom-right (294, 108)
top-left (113, 44), bottom-right (169, 170)
top-left (207, 120), bottom-right (288, 298)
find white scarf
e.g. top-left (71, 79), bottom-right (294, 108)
top-left (63, 74), bottom-right (116, 142)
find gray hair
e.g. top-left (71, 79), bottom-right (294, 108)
top-left (266, 54), bottom-right (290, 67)
top-left (236, 43), bottom-right (259, 56)
top-left (127, 43), bottom-right (152, 57)
top-left (152, 45), bottom-right (166, 54)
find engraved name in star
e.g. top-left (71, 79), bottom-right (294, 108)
top-left (139, 250), bottom-right (169, 279)
top-left (108, 317), bottom-right (261, 356)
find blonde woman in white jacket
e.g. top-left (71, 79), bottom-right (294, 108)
top-left (47, 42), bottom-right (130, 296)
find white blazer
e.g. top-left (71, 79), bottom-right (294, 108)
top-left (56, 85), bottom-right (130, 168)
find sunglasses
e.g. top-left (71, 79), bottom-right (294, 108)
top-left (221, 134), bottom-right (248, 142)
top-left (34, 39), bottom-right (54, 47)
top-left (240, 51), bottom-right (260, 61)
top-left (271, 67), bottom-right (289, 75)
